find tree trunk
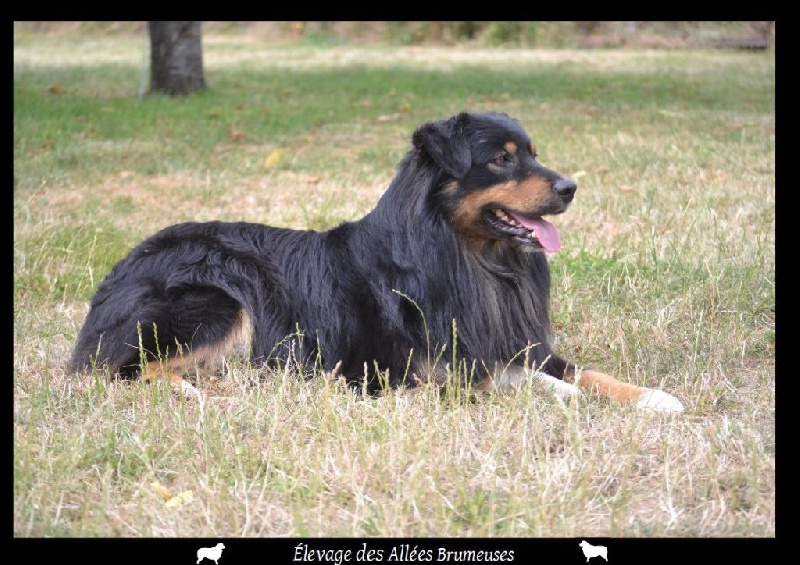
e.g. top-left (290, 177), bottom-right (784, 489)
top-left (430, 22), bottom-right (443, 44)
top-left (148, 21), bottom-right (206, 96)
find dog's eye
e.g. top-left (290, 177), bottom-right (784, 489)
top-left (490, 152), bottom-right (512, 167)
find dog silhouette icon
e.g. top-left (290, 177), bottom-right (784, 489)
top-left (197, 543), bottom-right (225, 564)
top-left (579, 540), bottom-right (607, 561)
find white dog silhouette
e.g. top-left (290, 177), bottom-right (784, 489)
top-left (197, 543), bottom-right (225, 564)
top-left (579, 540), bottom-right (607, 562)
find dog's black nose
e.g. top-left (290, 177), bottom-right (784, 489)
top-left (553, 178), bottom-right (577, 198)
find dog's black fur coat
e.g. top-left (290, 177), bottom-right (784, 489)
top-left (71, 112), bottom-right (578, 392)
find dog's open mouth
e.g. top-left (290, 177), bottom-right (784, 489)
top-left (484, 209), bottom-right (562, 252)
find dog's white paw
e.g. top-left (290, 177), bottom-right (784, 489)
top-left (179, 379), bottom-right (203, 399)
top-left (636, 389), bottom-right (684, 414)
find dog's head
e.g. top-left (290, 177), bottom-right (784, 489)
top-left (413, 112), bottom-right (576, 253)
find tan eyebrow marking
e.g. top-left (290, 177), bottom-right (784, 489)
top-left (503, 141), bottom-right (518, 154)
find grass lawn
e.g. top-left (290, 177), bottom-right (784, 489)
top-left (14, 32), bottom-right (774, 537)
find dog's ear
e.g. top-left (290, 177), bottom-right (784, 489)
top-left (412, 113), bottom-right (471, 178)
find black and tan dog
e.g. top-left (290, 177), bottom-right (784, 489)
top-left (71, 112), bottom-right (684, 413)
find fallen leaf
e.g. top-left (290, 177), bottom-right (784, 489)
top-left (150, 481), bottom-right (173, 501)
top-left (227, 124), bottom-right (246, 142)
top-left (165, 490), bottom-right (194, 508)
top-left (264, 149), bottom-right (283, 168)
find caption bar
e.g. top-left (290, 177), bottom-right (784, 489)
top-left (293, 543), bottom-right (515, 564)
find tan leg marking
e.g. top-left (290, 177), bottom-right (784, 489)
top-left (140, 359), bottom-right (202, 398)
top-left (564, 368), bottom-right (647, 403)
top-left (188, 308), bottom-right (252, 366)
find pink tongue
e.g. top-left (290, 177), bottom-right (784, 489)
top-left (508, 213), bottom-right (561, 253)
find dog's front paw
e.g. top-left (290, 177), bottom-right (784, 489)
top-left (636, 389), bottom-right (684, 414)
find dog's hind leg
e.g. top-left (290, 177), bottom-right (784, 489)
top-left (137, 305), bottom-right (253, 398)
top-left (73, 278), bottom-right (254, 399)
